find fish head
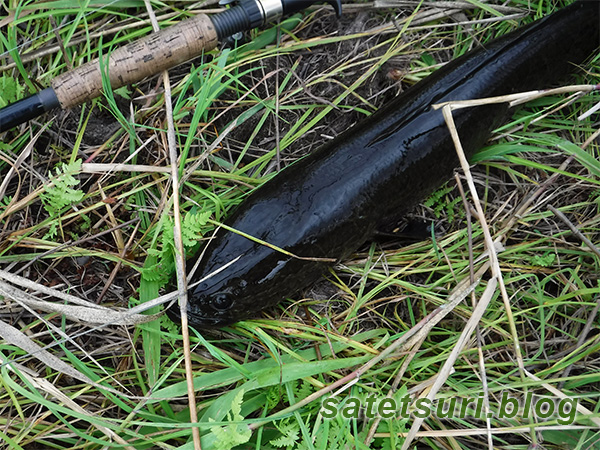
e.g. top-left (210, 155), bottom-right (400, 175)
top-left (186, 250), bottom-right (261, 328)
top-left (181, 229), bottom-right (321, 328)
top-left (173, 181), bottom-right (333, 328)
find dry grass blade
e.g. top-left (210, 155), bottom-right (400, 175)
top-left (432, 84), bottom-right (599, 110)
top-left (455, 173), bottom-right (494, 449)
top-left (0, 124), bottom-right (49, 200)
top-left (142, 1), bottom-right (201, 448)
top-left (0, 280), bottom-right (158, 325)
top-left (548, 204), bottom-right (600, 259)
top-left (524, 369), bottom-right (600, 428)
top-left (401, 277), bottom-right (499, 450)
top-left (443, 103), bottom-right (525, 366)
top-left (0, 269), bottom-right (158, 324)
top-left (81, 163), bottom-right (170, 173)
top-left (0, 318), bottom-right (123, 394)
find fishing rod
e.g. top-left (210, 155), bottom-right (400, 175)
top-left (0, 0), bottom-right (342, 133)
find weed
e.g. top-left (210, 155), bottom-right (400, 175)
top-left (40, 160), bottom-right (84, 239)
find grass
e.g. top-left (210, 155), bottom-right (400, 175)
top-left (1, 0), bottom-right (600, 449)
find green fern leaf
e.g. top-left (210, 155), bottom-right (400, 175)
top-left (41, 160), bottom-right (84, 238)
top-left (270, 420), bottom-right (300, 448)
top-left (0, 75), bottom-right (24, 107)
top-left (181, 210), bottom-right (211, 248)
top-left (209, 389), bottom-right (252, 450)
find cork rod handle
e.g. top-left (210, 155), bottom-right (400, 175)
top-left (51, 14), bottom-right (219, 109)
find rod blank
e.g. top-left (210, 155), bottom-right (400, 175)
top-left (0, 88), bottom-right (59, 133)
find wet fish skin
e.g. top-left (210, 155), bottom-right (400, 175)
top-left (182, 1), bottom-right (600, 327)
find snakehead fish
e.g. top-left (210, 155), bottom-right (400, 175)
top-left (178, 1), bottom-right (600, 327)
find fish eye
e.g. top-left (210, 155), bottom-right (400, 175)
top-left (211, 293), bottom-right (234, 311)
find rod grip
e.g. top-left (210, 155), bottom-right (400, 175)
top-left (51, 14), bottom-right (219, 109)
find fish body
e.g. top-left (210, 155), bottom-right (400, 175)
top-left (184, 1), bottom-right (600, 327)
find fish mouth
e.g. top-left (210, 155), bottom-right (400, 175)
top-left (187, 312), bottom-right (232, 329)
top-left (165, 302), bottom-right (233, 329)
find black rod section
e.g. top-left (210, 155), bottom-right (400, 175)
top-left (0, 88), bottom-right (60, 133)
top-left (212, 1), bottom-right (262, 40)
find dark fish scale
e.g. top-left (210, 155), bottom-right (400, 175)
top-left (181, 1), bottom-right (600, 328)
